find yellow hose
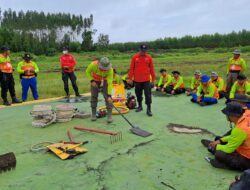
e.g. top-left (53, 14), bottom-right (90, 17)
top-left (98, 105), bottom-right (129, 115)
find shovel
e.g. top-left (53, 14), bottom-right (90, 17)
top-left (102, 91), bottom-right (152, 137)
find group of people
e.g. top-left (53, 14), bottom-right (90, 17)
top-left (1, 43), bottom-right (250, 173)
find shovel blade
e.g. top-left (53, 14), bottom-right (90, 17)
top-left (130, 127), bottom-right (152, 137)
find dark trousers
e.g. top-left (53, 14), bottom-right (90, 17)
top-left (165, 85), bottom-right (185, 94)
top-left (1, 73), bottom-right (16, 101)
top-left (62, 71), bottom-right (79, 96)
top-left (219, 91), bottom-right (226, 99)
top-left (134, 81), bottom-right (152, 105)
top-left (214, 151), bottom-right (250, 171)
top-left (226, 72), bottom-right (239, 93)
top-left (90, 80), bottom-right (112, 110)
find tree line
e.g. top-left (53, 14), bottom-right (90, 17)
top-left (108, 30), bottom-right (250, 52)
top-left (0, 8), bottom-right (110, 55)
top-left (0, 8), bottom-right (249, 55)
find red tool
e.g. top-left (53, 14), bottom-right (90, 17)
top-left (74, 126), bottom-right (122, 144)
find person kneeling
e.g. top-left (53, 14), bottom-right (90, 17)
top-left (165, 71), bottom-right (185, 95)
top-left (191, 75), bottom-right (219, 106)
top-left (205, 103), bottom-right (250, 171)
top-left (186, 70), bottom-right (201, 96)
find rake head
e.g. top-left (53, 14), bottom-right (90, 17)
top-left (0, 152), bottom-right (16, 173)
top-left (110, 132), bottom-right (122, 144)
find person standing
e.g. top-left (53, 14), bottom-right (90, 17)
top-left (86, 57), bottom-right (113, 123)
top-left (127, 44), bottom-right (155, 116)
top-left (0, 46), bottom-right (21, 106)
top-left (60, 47), bottom-right (80, 98)
top-left (17, 53), bottom-right (39, 102)
top-left (226, 49), bottom-right (246, 93)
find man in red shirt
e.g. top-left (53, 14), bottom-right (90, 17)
top-left (60, 47), bottom-right (80, 97)
top-left (127, 44), bottom-right (155, 116)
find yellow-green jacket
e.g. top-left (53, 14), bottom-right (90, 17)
top-left (190, 76), bottom-right (201, 90)
top-left (229, 81), bottom-right (250, 99)
top-left (227, 57), bottom-right (246, 74)
top-left (197, 82), bottom-right (219, 99)
top-left (169, 76), bottom-right (185, 90)
top-left (113, 74), bottom-right (122, 84)
top-left (212, 77), bottom-right (225, 92)
top-left (158, 74), bottom-right (171, 87)
top-left (86, 61), bottom-right (113, 95)
top-left (17, 61), bottom-right (39, 75)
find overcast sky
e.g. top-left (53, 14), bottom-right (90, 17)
top-left (1, 0), bottom-right (249, 43)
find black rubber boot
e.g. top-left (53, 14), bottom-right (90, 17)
top-left (3, 100), bottom-right (11, 106)
top-left (12, 97), bottom-right (22, 104)
top-left (146, 104), bottom-right (153, 117)
top-left (135, 102), bottom-right (143, 112)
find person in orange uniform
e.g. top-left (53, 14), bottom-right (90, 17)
top-left (0, 46), bottom-right (21, 106)
top-left (226, 49), bottom-right (246, 93)
top-left (60, 46), bottom-right (80, 98)
top-left (205, 103), bottom-right (250, 171)
top-left (165, 71), bottom-right (185, 95)
top-left (127, 44), bottom-right (155, 117)
top-left (17, 53), bottom-right (39, 102)
top-left (211, 72), bottom-right (226, 99)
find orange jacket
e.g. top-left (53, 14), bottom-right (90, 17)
top-left (236, 115), bottom-right (250, 159)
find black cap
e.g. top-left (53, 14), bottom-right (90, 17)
top-left (160, 69), bottom-right (167, 73)
top-left (62, 46), bottom-right (69, 51)
top-left (139, 44), bottom-right (147, 51)
top-left (221, 102), bottom-right (244, 117)
top-left (230, 169), bottom-right (250, 190)
top-left (1, 46), bottom-right (10, 52)
top-left (172, 71), bottom-right (180, 75)
top-left (237, 74), bottom-right (247, 80)
top-left (23, 53), bottom-right (32, 60)
top-left (231, 94), bottom-right (250, 103)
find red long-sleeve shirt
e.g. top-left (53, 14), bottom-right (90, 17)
top-left (129, 53), bottom-right (155, 82)
top-left (60, 54), bottom-right (76, 73)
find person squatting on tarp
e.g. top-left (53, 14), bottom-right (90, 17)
top-left (210, 71), bottom-right (226, 99)
top-left (86, 57), bottom-right (113, 123)
top-left (204, 102), bottom-right (250, 171)
top-left (112, 69), bottom-right (122, 85)
top-left (0, 46), bottom-right (22, 106)
top-left (17, 53), bottom-right (39, 102)
top-left (202, 94), bottom-right (250, 150)
top-left (185, 70), bottom-right (201, 96)
top-left (60, 46), bottom-right (80, 98)
top-left (191, 75), bottom-right (219, 106)
top-left (164, 71), bottom-right (185, 95)
top-left (155, 69), bottom-right (171, 92)
top-left (229, 74), bottom-right (250, 100)
top-left (127, 44), bottom-right (155, 117)
top-left (226, 49), bottom-right (246, 94)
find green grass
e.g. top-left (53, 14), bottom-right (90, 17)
top-left (4, 47), bottom-right (250, 103)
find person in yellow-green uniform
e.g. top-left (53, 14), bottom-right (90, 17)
top-left (122, 70), bottom-right (134, 89)
top-left (17, 53), bottom-right (39, 102)
top-left (204, 103), bottom-right (250, 171)
top-left (211, 72), bottom-right (226, 99)
top-left (112, 69), bottom-right (122, 84)
top-left (0, 46), bottom-right (22, 106)
top-left (155, 69), bottom-right (171, 92)
top-left (191, 75), bottom-right (219, 106)
top-left (164, 71), bottom-right (185, 95)
top-left (226, 49), bottom-right (246, 93)
top-left (229, 74), bottom-right (250, 99)
top-left (186, 70), bottom-right (201, 96)
top-left (86, 57), bottom-right (113, 123)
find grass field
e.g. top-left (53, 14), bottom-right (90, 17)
top-left (4, 47), bottom-right (250, 103)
